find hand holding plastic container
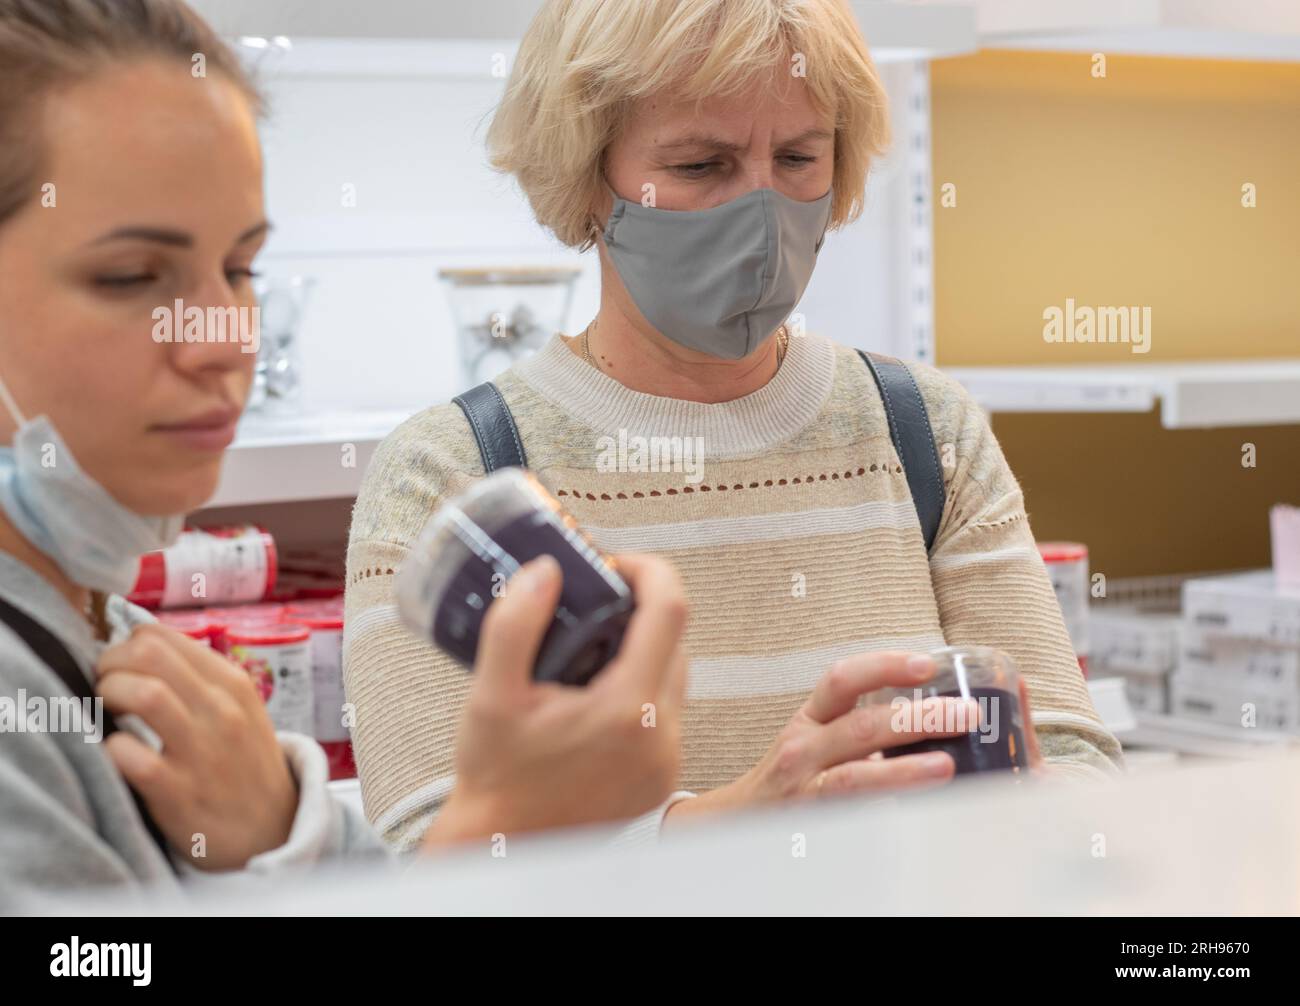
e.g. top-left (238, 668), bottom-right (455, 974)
top-left (397, 468), bottom-right (635, 686)
top-left (871, 646), bottom-right (1031, 776)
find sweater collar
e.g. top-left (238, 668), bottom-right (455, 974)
top-left (513, 329), bottom-right (837, 460)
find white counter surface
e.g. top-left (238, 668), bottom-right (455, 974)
top-left (84, 752), bottom-right (1300, 916)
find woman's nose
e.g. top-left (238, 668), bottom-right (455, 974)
top-left (738, 156), bottom-right (775, 195)
top-left (167, 279), bottom-right (260, 375)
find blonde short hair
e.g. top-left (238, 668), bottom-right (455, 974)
top-left (487, 0), bottom-right (891, 249)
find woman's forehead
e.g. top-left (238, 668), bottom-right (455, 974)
top-left (624, 80), bottom-right (831, 144)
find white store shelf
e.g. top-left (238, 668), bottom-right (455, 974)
top-left (915, 0), bottom-right (1300, 61)
top-left (206, 356), bottom-right (1300, 509)
top-left (944, 358), bottom-right (1300, 428)
top-left (190, 0), bottom-right (978, 61)
top-left (205, 408), bottom-right (416, 509)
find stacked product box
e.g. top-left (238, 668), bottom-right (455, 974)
top-left (1173, 570), bottom-right (1300, 733)
top-left (137, 528), bottom-right (355, 777)
top-left (1089, 604), bottom-right (1180, 714)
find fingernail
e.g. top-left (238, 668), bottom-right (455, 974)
top-left (516, 554), bottom-right (559, 594)
top-left (906, 654), bottom-right (934, 679)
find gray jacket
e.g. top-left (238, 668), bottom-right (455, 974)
top-left (0, 552), bottom-right (388, 912)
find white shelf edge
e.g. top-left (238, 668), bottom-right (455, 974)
top-left (1118, 711), bottom-right (1300, 759)
top-left (985, 28), bottom-right (1300, 63)
top-left (191, 3), bottom-right (978, 65)
top-left (943, 358), bottom-right (1300, 428)
top-left (925, 0), bottom-right (1300, 61)
top-left (203, 408), bottom-right (416, 509)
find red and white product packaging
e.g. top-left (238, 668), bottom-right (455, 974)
top-left (130, 525), bottom-right (277, 610)
top-left (288, 602), bottom-right (355, 780)
top-left (226, 622), bottom-right (314, 735)
top-left (1038, 542), bottom-right (1090, 677)
top-left (155, 610), bottom-right (216, 648)
top-left (204, 603), bottom-right (287, 654)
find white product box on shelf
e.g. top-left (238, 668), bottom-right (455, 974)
top-left (1179, 624), bottom-right (1300, 690)
top-left (1181, 569), bottom-right (1300, 645)
top-left (1104, 671), bottom-right (1169, 715)
top-left (1169, 669), bottom-right (1300, 732)
top-left (1090, 604), bottom-right (1181, 675)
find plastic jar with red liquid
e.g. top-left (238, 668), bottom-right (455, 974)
top-left (155, 610), bottom-right (217, 648)
top-left (286, 599), bottom-right (355, 780)
top-left (204, 603), bottom-right (288, 654)
top-left (224, 620), bottom-right (314, 735)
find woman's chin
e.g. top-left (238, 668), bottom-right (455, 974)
top-left (116, 465), bottom-right (223, 519)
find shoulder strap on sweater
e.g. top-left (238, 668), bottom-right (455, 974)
top-left (0, 595), bottom-right (176, 870)
top-left (451, 356), bottom-right (946, 552)
top-left (856, 350), bottom-right (947, 554)
top-left (452, 382), bottom-right (527, 473)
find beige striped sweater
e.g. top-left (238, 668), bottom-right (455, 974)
top-left (343, 330), bottom-right (1123, 851)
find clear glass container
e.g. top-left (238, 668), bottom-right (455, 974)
top-left (397, 469), bottom-right (633, 686)
top-left (438, 267), bottom-right (580, 385)
top-left (248, 275), bottom-right (315, 412)
top-left (871, 646), bottom-right (1029, 776)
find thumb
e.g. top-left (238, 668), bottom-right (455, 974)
top-left (473, 555), bottom-right (563, 693)
top-left (104, 731), bottom-right (179, 813)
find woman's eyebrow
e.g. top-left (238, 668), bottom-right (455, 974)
top-left (656, 127), bottom-right (834, 152)
top-left (777, 127), bottom-right (834, 146)
top-left (87, 220), bottom-right (271, 248)
top-left (656, 133), bottom-right (745, 152)
top-left (89, 226), bottom-right (192, 247)
top-left (236, 221), bottom-right (273, 244)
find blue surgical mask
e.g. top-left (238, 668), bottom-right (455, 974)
top-left (0, 375), bottom-right (184, 596)
top-left (601, 185), bottom-right (833, 359)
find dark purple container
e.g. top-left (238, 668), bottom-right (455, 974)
top-left (397, 468), bottom-right (633, 686)
top-left (877, 647), bottom-right (1029, 777)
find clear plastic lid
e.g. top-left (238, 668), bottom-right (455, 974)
top-left (396, 468), bottom-right (628, 641)
top-left (868, 645), bottom-right (1021, 705)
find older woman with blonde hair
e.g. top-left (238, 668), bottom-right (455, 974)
top-left (345, 0), bottom-right (1123, 850)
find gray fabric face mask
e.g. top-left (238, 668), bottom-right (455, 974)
top-left (601, 186), bottom-right (833, 359)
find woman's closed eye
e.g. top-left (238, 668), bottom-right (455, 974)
top-left (93, 267), bottom-right (260, 291)
top-left (670, 160), bottom-right (722, 179)
top-left (225, 267), bottom-right (260, 288)
top-left (95, 272), bottom-right (157, 289)
top-left (669, 154), bottom-right (819, 179)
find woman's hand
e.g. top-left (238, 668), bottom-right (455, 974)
top-left (1018, 673), bottom-right (1046, 772)
top-left (663, 652), bottom-right (978, 827)
top-left (424, 552), bottom-right (688, 849)
top-left (95, 623), bottom-right (298, 871)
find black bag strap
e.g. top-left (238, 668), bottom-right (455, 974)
top-left (857, 350), bottom-right (946, 553)
top-left (452, 351), bottom-right (947, 552)
top-left (452, 382), bottom-right (527, 472)
top-left (0, 595), bottom-right (176, 871)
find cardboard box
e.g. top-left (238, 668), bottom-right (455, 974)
top-left (1179, 624), bottom-right (1300, 690)
top-left (1181, 570), bottom-right (1300, 645)
top-left (1091, 605), bottom-right (1181, 675)
top-left (1169, 669), bottom-right (1300, 732)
